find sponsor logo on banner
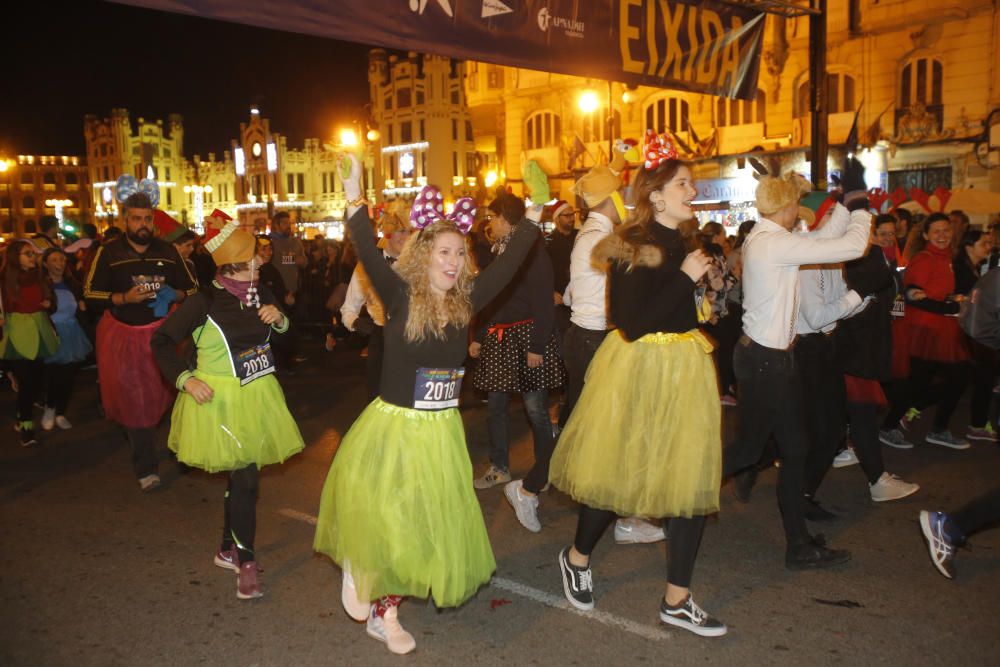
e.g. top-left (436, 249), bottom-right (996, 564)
top-left (482, 0), bottom-right (512, 18)
top-left (538, 7), bottom-right (584, 38)
top-left (409, 0), bottom-right (454, 16)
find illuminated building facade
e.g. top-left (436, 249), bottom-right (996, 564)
top-left (0, 155), bottom-right (90, 238)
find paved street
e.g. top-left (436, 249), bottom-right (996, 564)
top-left (2, 338), bottom-right (999, 666)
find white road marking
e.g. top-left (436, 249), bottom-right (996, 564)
top-left (280, 508), bottom-right (670, 642)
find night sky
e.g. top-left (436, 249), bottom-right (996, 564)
top-left (0, 0), bottom-right (372, 159)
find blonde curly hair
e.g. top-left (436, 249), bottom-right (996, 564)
top-left (394, 221), bottom-right (474, 342)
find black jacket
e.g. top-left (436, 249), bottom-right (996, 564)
top-left (837, 246), bottom-right (895, 380)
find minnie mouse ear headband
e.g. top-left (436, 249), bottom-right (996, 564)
top-left (115, 174), bottom-right (160, 208)
top-left (203, 209), bottom-right (255, 265)
top-left (409, 185), bottom-right (476, 234)
top-left (642, 129), bottom-right (680, 170)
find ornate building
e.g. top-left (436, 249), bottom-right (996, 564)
top-left (0, 155), bottom-right (90, 238)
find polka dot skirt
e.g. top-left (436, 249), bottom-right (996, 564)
top-left (472, 321), bottom-right (566, 393)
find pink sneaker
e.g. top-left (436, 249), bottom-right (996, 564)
top-left (236, 561), bottom-right (263, 599)
top-left (214, 548), bottom-right (262, 573)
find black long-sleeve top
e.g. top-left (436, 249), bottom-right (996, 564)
top-left (347, 207), bottom-right (540, 408)
top-left (547, 228), bottom-right (577, 295)
top-left (475, 236), bottom-right (555, 354)
top-left (84, 236), bottom-right (197, 326)
top-left (839, 246), bottom-right (896, 380)
top-left (609, 223), bottom-right (697, 341)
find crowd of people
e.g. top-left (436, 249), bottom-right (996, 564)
top-left (2, 134), bottom-right (999, 653)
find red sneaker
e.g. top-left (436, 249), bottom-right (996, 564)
top-left (237, 561), bottom-right (263, 599)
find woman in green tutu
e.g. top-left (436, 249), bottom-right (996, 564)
top-left (314, 156), bottom-right (541, 655)
top-left (1, 239), bottom-right (58, 447)
top-left (549, 131), bottom-right (726, 637)
top-left (152, 210), bottom-right (304, 600)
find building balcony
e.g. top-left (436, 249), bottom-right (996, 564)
top-left (792, 112), bottom-right (857, 147)
top-left (717, 123), bottom-right (767, 155)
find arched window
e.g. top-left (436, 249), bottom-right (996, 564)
top-left (525, 111), bottom-right (561, 150)
top-left (897, 56), bottom-right (944, 131)
top-left (581, 109), bottom-right (622, 144)
top-left (23, 195), bottom-right (35, 209)
top-left (717, 89), bottom-right (766, 127)
top-left (43, 171), bottom-right (56, 185)
top-left (795, 73), bottom-right (856, 117)
top-left (21, 171), bottom-right (33, 185)
top-left (644, 96), bottom-right (689, 135)
top-left (24, 219), bottom-right (37, 233)
top-left (1, 196), bottom-right (10, 209)
top-left (65, 172), bottom-right (78, 185)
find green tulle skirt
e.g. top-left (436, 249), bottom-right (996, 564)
top-left (167, 371), bottom-right (304, 473)
top-left (0, 312), bottom-right (59, 361)
top-left (314, 398), bottom-right (496, 608)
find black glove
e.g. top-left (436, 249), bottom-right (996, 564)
top-left (842, 157), bottom-right (868, 211)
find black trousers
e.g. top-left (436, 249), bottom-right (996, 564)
top-left (44, 362), bottom-right (79, 415)
top-left (883, 357), bottom-right (969, 432)
top-left (557, 324), bottom-right (610, 428)
top-left (574, 505), bottom-right (706, 589)
top-left (126, 427), bottom-right (159, 478)
top-left (968, 337), bottom-right (998, 428)
top-left (795, 334), bottom-right (847, 498)
top-left (222, 464), bottom-right (260, 563)
top-left (8, 358), bottom-right (44, 424)
top-left (366, 325), bottom-right (384, 401)
top-left (707, 302), bottom-right (742, 394)
top-left (724, 337), bottom-right (810, 545)
top-left (846, 402), bottom-right (885, 485)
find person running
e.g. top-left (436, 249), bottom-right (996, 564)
top-left (470, 191), bottom-right (565, 518)
top-left (84, 178), bottom-right (197, 491)
top-left (151, 211), bottom-right (304, 599)
top-left (548, 132), bottom-right (725, 637)
top-left (314, 160), bottom-right (544, 655)
top-left (40, 247), bottom-right (92, 431)
top-left (1, 240), bottom-right (59, 446)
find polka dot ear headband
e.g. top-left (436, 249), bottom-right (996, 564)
top-left (115, 174), bottom-right (161, 207)
top-left (410, 185), bottom-right (476, 234)
top-left (642, 129), bottom-right (679, 170)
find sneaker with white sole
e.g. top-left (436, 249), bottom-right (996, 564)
top-left (614, 517), bottom-right (666, 544)
top-left (926, 431), bottom-right (970, 450)
top-left (919, 510), bottom-right (956, 579)
top-left (236, 561), bottom-right (263, 599)
top-left (473, 464), bottom-right (510, 489)
top-left (54, 415), bottom-right (72, 430)
top-left (832, 448), bottom-right (859, 468)
top-left (504, 480), bottom-right (541, 532)
top-left (558, 547), bottom-right (594, 611)
top-left (341, 569), bottom-right (371, 621)
top-left (366, 604), bottom-right (416, 655)
top-left (966, 424), bottom-right (998, 443)
top-left (138, 474), bottom-right (161, 491)
top-left (214, 548), bottom-right (240, 572)
top-left (659, 594), bottom-right (727, 637)
top-left (869, 472), bottom-right (919, 502)
top-left (41, 407), bottom-right (55, 431)
top-left (878, 428), bottom-right (913, 449)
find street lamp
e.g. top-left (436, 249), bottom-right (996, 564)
top-left (578, 90), bottom-right (600, 114)
top-left (45, 198), bottom-right (73, 225)
top-left (340, 128), bottom-right (359, 147)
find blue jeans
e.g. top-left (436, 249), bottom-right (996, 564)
top-left (487, 390), bottom-right (553, 489)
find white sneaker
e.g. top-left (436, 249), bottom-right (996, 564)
top-left (341, 569), bottom-right (370, 621)
top-left (832, 448), bottom-right (859, 468)
top-left (614, 517), bottom-right (666, 544)
top-left (138, 474), bottom-right (161, 492)
top-left (366, 605), bottom-right (416, 655)
top-left (869, 472), bottom-right (920, 502)
top-left (504, 480), bottom-right (541, 532)
top-left (41, 407), bottom-right (55, 432)
top-left (473, 464), bottom-right (510, 489)
top-left (54, 415), bottom-right (72, 430)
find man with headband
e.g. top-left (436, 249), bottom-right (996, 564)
top-left (84, 176), bottom-right (197, 491)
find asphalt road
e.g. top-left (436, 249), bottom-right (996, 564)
top-left (2, 338), bottom-right (999, 666)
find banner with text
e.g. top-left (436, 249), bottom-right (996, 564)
top-left (115, 0), bottom-right (766, 99)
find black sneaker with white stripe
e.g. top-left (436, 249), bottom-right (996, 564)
top-left (558, 546), bottom-right (594, 611)
top-left (659, 595), bottom-right (727, 637)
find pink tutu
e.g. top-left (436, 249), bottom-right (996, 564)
top-left (96, 312), bottom-right (175, 428)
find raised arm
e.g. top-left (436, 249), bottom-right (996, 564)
top-left (346, 207), bottom-right (405, 309)
top-left (771, 208), bottom-right (871, 267)
top-left (471, 220), bottom-right (541, 313)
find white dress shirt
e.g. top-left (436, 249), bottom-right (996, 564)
top-left (795, 265), bottom-right (868, 335)
top-left (741, 202), bottom-right (871, 349)
top-left (564, 211), bottom-right (614, 331)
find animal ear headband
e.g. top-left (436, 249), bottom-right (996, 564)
top-left (115, 174), bottom-right (160, 207)
top-left (410, 185), bottom-right (476, 234)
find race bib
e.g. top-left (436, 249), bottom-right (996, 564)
top-left (413, 367), bottom-right (464, 410)
top-left (891, 295), bottom-right (905, 318)
top-left (132, 273), bottom-right (167, 293)
top-left (235, 342), bottom-right (276, 385)
top-left (281, 252), bottom-right (296, 266)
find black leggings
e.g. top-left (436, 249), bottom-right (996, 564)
top-left (846, 402), bottom-right (885, 486)
top-left (221, 464), bottom-right (260, 563)
top-left (883, 357), bottom-right (969, 432)
top-left (574, 505), bottom-right (706, 589)
top-left (44, 362), bottom-right (79, 415)
top-left (8, 358), bottom-right (45, 425)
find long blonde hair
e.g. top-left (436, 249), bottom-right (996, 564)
top-left (394, 221), bottom-right (474, 342)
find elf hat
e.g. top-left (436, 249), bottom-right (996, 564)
top-left (153, 210), bottom-right (190, 244)
top-left (800, 191), bottom-right (839, 230)
top-left (203, 209), bottom-right (255, 265)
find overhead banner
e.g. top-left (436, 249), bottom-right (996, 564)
top-left (113, 0), bottom-right (766, 99)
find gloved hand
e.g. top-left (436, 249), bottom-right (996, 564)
top-left (147, 284), bottom-right (177, 318)
top-left (340, 153), bottom-right (363, 202)
top-left (842, 157), bottom-right (868, 211)
top-left (522, 160), bottom-right (550, 204)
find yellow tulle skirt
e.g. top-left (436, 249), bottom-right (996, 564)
top-left (314, 398), bottom-right (495, 608)
top-left (549, 329), bottom-right (721, 518)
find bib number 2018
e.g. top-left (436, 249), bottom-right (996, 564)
top-left (413, 367), bottom-right (464, 410)
top-left (236, 343), bottom-right (276, 386)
